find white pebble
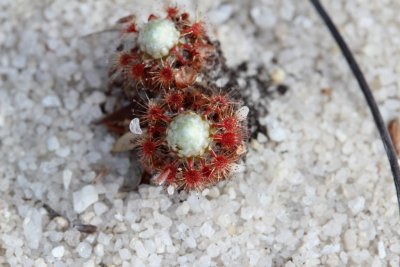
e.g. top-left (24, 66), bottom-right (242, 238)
top-left (247, 250), bottom-right (261, 265)
top-left (343, 229), bottom-right (357, 251)
top-left (98, 232), bottom-right (112, 246)
top-left (195, 255), bottom-right (212, 267)
top-left (93, 202), bottom-right (108, 216)
top-left (81, 171), bottom-right (96, 182)
top-left (284, 262), bottom-right (295, 267)
top-left (51, 245), bottom-right (65, 258)
top-left (85, 71), bottom-right (102, 88)
top-left (13, 54), bottom-right (27, 68)
top-left (54, 216), bottom-right (69, 230)
top-left (83, 260), bottom-right (95, 267)
top-left (217, 214), bottom-right (231, 227)
top-left (348, 197), bottom-right (365, 214)
top-left (42, 95), bottom-right (61, 107)
top-left (207, 243), bottom-right (220, 258)
top-left (47, 136), bottom-right (60, 151)
top-left (62, 169), bottom-right (72, 191)
top-left (73, 185), bottom-right (99, 213)
top-left (184, 236), bottom-right (197, 248)
top-left (76, 242), bottom-right (92, 258)
top-left (200, 222), bottom-right (215, 238)
top-left (389, 242), bottom-right (400, 253)
top-left (94, 244), bottom-right (104, 257)
top-left (271, 68), bottom-right (285, 84)
top-left (148, 254), bottom-right (162, 267)
top-left (133, 240), bottom-right (149, 259)
top-left (139, 227), bottom-right (155, 239)
top-left (264, 117), bottom-right (286, 142)
top-left (23, 208), bottom-right (42, 249)
top-left (167, 185), bottom-right (175, 195)
top-left (321, 244), bottom-right (340, 254)
top-left (129, 118), bottom-right (143, 135)
top-left (55, 147), bottom-right (71, 158)
top-left (378, 241), bottom-right (386, 259)
top-left (250, 6), bottom-right (277, 29)
top-left (34, 258), bottom-right (47, 267)
top-left (241, 206), bottom-right (256, 220)
top-left (257, 133), bottom-right (268, 143)
top-left (2, 235), bottom-right (23, 247)
top-left (88, 91), bottom-right (106, 104)
top-left (187, 194), bottom-right (202, 213)
top-left (119, 248), bottom-right (132, 260)
top-left (176, 202), bottom-right (190, 216)
top-left (209, 4), bottom-right (233, 24)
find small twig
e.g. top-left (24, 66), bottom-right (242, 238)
top-left (73, 223), bottom-right (98, 234)
top-left (42, 203), bottom-right (62, 220)
top-left (92, 166), bottom-right (109, 184)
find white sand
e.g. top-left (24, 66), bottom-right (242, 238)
top-left (1, 0), bottom-right (400, 266)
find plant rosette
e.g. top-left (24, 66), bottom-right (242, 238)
top-left (109, 7), bottom-right (217, 95)
top-left (113, 86), bottom-right (249, 192)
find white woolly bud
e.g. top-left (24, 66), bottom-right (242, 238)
top-left (138, 19), bottom-right (180, 59)
top-left (166, 112), bottom-right (211, 157)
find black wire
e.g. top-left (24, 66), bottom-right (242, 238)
top-left (309, 0), bottom-right (400, 211)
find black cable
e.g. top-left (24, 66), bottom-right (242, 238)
top-left (309, 0), bottom-right (400, 211)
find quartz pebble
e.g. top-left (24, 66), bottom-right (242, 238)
top-left (348, 197), bottom-right (365, 214)
top-left (76, 242), bottom-right (92, 258)
top-left (42, 95), bottom-right (61, 107)
top-left (93, 202), bottom-right (108, 216)
top-left (23, 208), bottom-right (42, 250)
top-left (264, 117), bottom-right (286, 142)
top-left (133, 240), bottom-right (149, 259)
top-left (54, 216), bottom-right (69, 230)
top-left (83, 259), bottom-right (95, 267)
top-left (200, 222), bottom-right (215, 238)
top-left (271, 68), bottom-right (286, 84)
top-left (73, 185), bottom-right (99, 213)
top-left (344, 229), bottom-right (357, 251)
top-left (62, 169), bottom-right (73, 191)
top-left (51, 246), bottom-right (65, 258)
top-left (119, 248), bottom-right (132, 260)
top-left (34, 258), bottom-right (47, 267)
top-left (378, 241), bottom-right (386, 259)
top-left (47, 136), bottom-right (60, 151)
